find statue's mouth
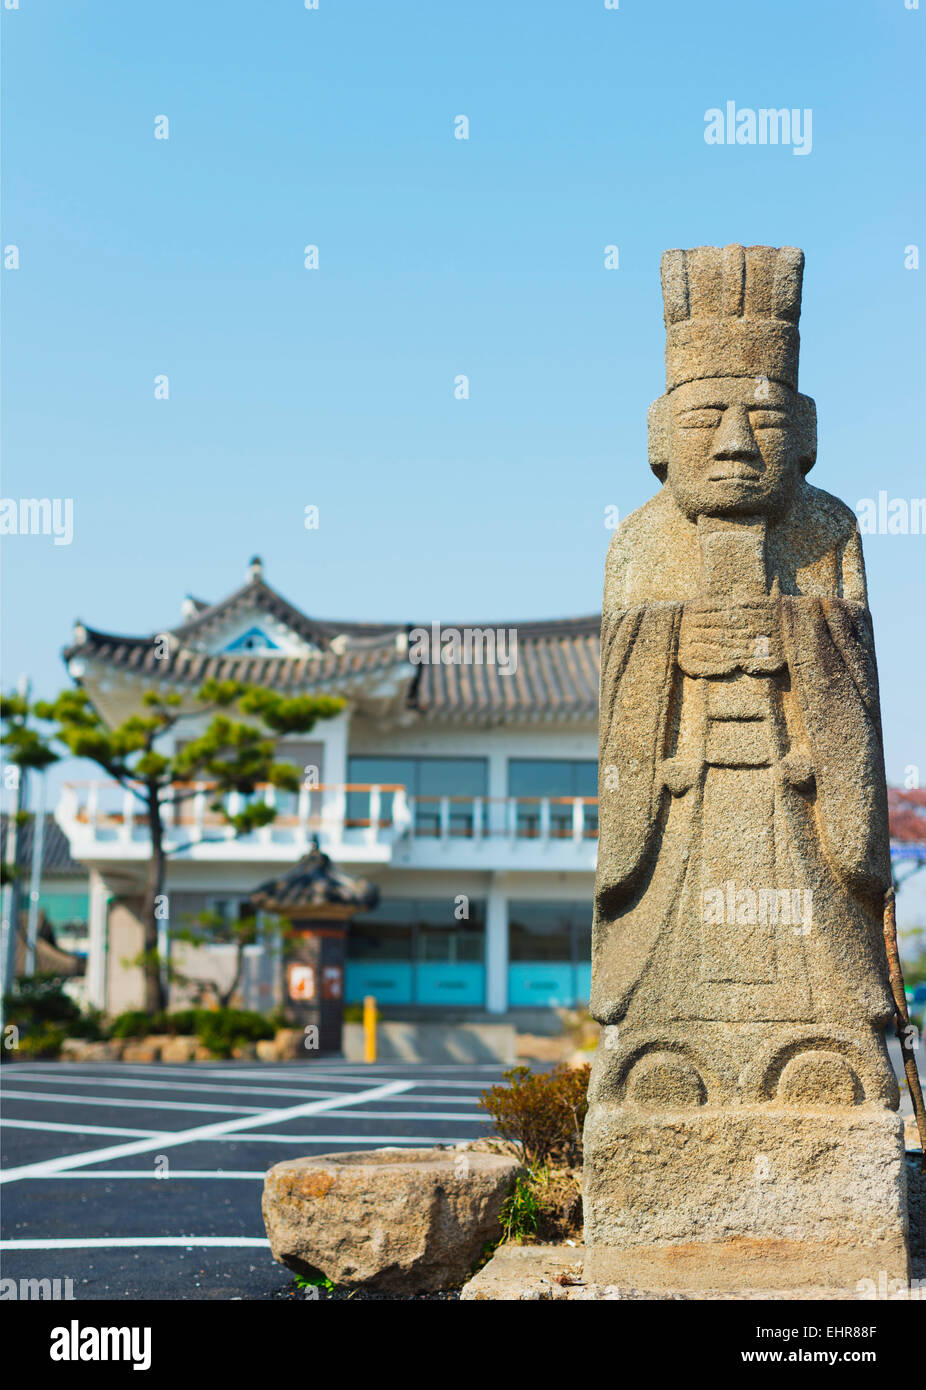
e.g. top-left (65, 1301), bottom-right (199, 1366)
top-left (708, 469), bottom-right (762, 483)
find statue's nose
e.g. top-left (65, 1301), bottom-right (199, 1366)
top-left (712, 405), bottom-right (759, 461)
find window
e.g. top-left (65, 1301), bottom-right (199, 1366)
top-left (346, 897), bottom-right (486, 1005)
top-left (508, 899), bottom-right (592, 1008)
top-left (224, 626), bottom-right (280, 653)
top-left (347, 756), bottom-right (487, 835)
top-left (507, 759), bottom-right (597, 837)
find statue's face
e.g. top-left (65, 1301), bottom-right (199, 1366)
top-left (666, 377), bottom-right (801, 520)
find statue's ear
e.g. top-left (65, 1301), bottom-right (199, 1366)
top-left (647, 395), bottom-right (669, 482)
top-left (796, 392), bottom-right (817, 474)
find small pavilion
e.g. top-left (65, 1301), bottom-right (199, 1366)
top-left (249, 840), bottom-right (378, 1054)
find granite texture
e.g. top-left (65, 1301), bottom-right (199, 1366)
top-left (262, 1147), bottom-right (522, 1293)
top-left (585, 245), bottom-right (910, 1291)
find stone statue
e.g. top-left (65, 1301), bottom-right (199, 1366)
top-left (584, 245), bottom-right (911, 1291)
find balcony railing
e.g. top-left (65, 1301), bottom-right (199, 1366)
top-left (56, 781), bottom-right (600, 859)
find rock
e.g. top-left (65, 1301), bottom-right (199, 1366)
top-left (256, 1039), bottom-right (277, 1062)
top-left (60, 1039), bottom-right (124, 1062)
top-left (461, 1243), bottom-right (588, 1300)
top-left (120, 1040), bottom-right (161, 1063)
top-left (262, 1146), bottom-right (523, 1293)
top-left (273, 1028), bottom-right (307, 1060)
top-left (160, 1036), bottom-right (198, 1063)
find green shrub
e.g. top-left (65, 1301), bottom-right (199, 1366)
top-left (16, 1023), bottom-right (67, 1058)
top-left (108, 1005), bottom-right (275, 1055)
top-left (499, 1170), bottom-right (542, 1243)
top-left (194, 1008), bottom-right (274, 1058)
top-left (479, 1063), bottom-right (590, 1167)
top-left (4, 975), bottom-right (82, 1030)
top-left (2, 976), bottom-right (104, 1056)
top-left (162, 1009), bottom-right (201, 1036)
top-left (342, 1002), bottom-right (380, 1024)
top-left (66, 1007), bottom-right (106, 1041)
top-left (109, 1009), bottom-right (162, 1039)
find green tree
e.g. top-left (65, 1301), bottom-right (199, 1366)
top-left (171, 906), bottom-right (292, 1010)
top-left (33, 681), bottom-right (343, 1012)
top-left (1, 691), bottom-right (60, 1026)
top-left (1, 691), bottom-right (60, 780)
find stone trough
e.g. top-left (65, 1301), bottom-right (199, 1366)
top-left (262, 1146), bottom-right (522, 1294)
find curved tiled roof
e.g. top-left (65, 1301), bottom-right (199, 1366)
top-left (412, 617), bottom-right (600, 720)
top-left (1, 814), bottom-right (85, 877)
top-left (248, 845), bottom-right (379, 914)
top-left (170, 576), bottom-right (398, 650)
top-left (65, 624), bottom-right (405, 691)
top-left (63, 571), bottom-right (601, 721)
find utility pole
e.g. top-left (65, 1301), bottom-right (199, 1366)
top-left (1, 676), bottom-right (30, 1034)
top-left (25, 769), bottom-right (47, 976)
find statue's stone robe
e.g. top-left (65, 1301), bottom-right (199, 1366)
top-left (583, 244), bottom-right (910, 1291)
top-left (594, 594), bottom-right (894, 1026)
top-left (591, 484), bottom-right (896, 1101)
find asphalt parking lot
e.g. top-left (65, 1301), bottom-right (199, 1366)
top-left (2, 1042), bottom-right (922, 1301)
top-left (0, 1059), bottom-right (503, 1300)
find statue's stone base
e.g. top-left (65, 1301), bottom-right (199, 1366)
top-left (583, 1105), bottom-right (910, 1293)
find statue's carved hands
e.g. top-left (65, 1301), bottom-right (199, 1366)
top-left (777, 747), bottom-right (815, 791)
top-left (678, 597), bottom-right (784, 676)
top-left (661, 757), bottom-right (700, 796)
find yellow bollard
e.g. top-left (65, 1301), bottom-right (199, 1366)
top-left (363, 995), bottom-right (377, 1063)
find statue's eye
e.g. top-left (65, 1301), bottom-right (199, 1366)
top-left (678, 409), bottom-right (722, 428)
top-left (750, 411), bottom-right (788, 429)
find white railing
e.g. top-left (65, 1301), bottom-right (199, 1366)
top-left (56, 782), bottom-right (599, 863)
top-left (402, 795), bottom-right (598, 844)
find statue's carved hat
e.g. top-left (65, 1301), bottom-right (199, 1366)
top-left (661, 245), bottom-right (803, 391)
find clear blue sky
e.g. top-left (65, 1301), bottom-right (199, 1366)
top-left (2, 0), bottom-right (925, 908)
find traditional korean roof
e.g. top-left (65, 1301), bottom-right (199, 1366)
top-left (62, 559), bottom-right (601, 723)
top-left (1, 814), bottom-right (86, 878)
top-left (170, 570), bottom-right (398, 651)
top-left (65, 623), bottom-right (406, 691)
top-left (412, 616), bottom-right (600, 722)
top-left (248, 843), bottom-right (379, 918)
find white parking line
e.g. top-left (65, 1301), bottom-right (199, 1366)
top-left (1, 1089), bottom-right (271, 1116)
top-left (207, 1133), bottom-right (477, 1144)
top-left (2, 1118), bottom-right (475, 1147)
top-left (202, 1071), bottom-right (498, 1089)
top-left (0, 1236), bottom-right (271, 1251)
top-left (300, 1109), bottom-right (489, 1121)
top-left (76, 1064), bottom-right (499, 1089)
top-left (2, 1118), bottom-right (165, 1139)
top-left (3, 1072), bottom-right (341, 1102)
top-left (24, 1170), bottom-right (267, 1180)
top-left (4, 1071), bottom-right (485, 1106)
top-left (0, 1079), bottom-right (413, 1184)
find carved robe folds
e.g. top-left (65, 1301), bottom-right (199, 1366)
top-left (582, 244), bottom-right (911, 1291)
top-left (594, 595), bottom-right (894, 1039)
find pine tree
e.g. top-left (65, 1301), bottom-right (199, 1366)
top-left (32, 680), bottom-right (343, 1012)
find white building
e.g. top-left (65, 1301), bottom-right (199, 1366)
top-left (56, 559), bottom-right (601, 1019)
